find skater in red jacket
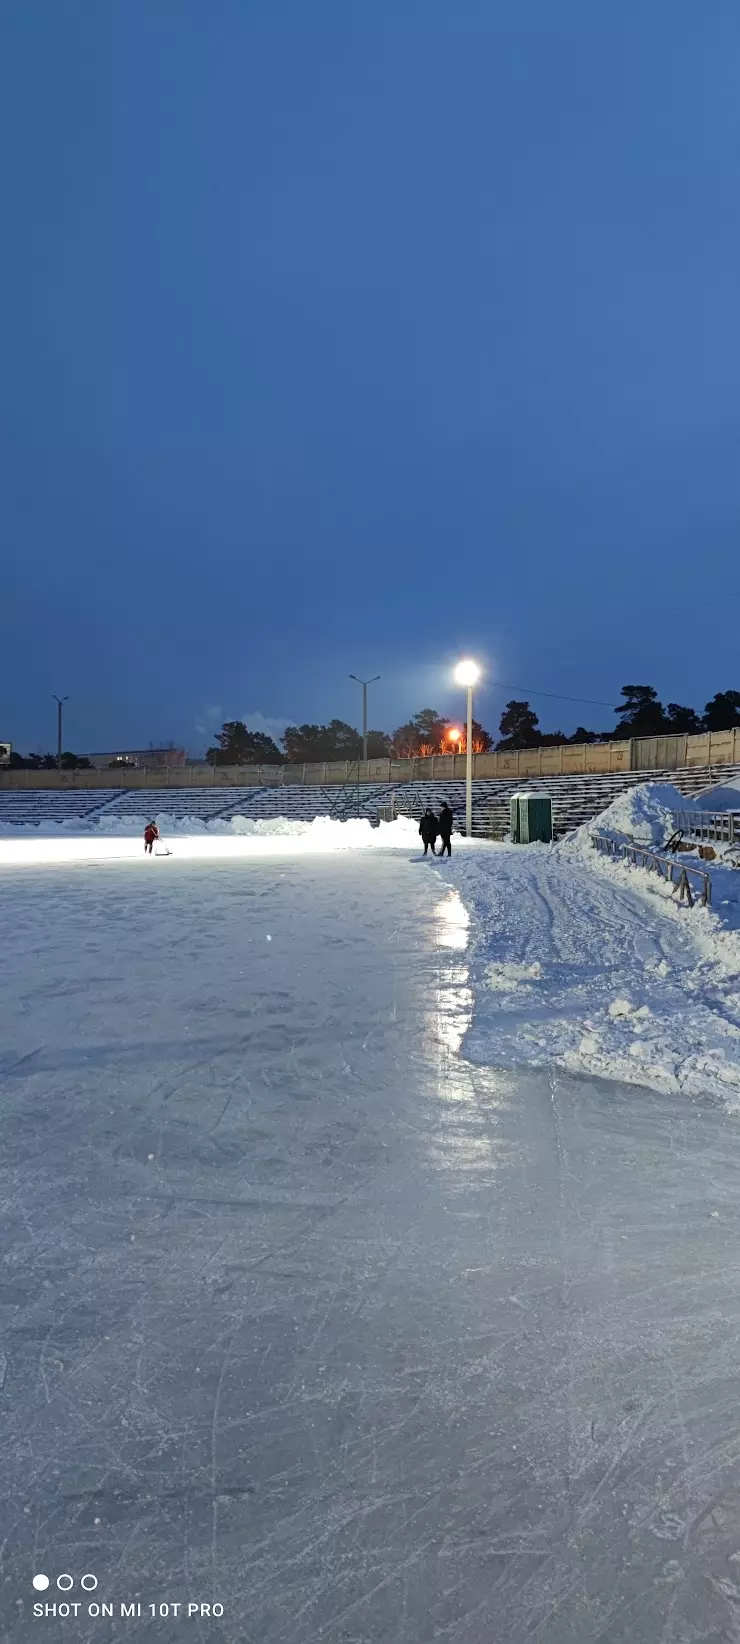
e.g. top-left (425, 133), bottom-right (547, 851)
top-left (144, 821), bottom-right (159, 855)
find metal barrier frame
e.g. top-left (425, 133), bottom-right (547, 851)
top-left (672, 809), bottom-right (740, 847)
top-left (593, 833), bottom-right (711, 906)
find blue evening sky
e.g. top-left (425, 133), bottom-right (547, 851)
top-left (3, 2), bottom-right (740, 755)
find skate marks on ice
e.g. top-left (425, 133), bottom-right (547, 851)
top-left (2, 859), bottom-right (740, 1638)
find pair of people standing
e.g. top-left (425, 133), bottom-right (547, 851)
top-left (419, 802), bottom-right (454, 857)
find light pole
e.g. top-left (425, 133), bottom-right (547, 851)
top-left (453, 660), bottom-right (480, 837)
top-left (349, 674), bottom-right (380, 763)
top-left (53, 695), bottom-right (69, 771)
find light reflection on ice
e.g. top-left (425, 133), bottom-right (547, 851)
top-left (428, 890), bottom-right (509, 1176)
top-left (434, 891), bottom-right (470, 950)
top-left (433, 893), bottom-right (473, 1056)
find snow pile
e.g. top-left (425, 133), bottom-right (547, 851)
top-left (0, 812), bottom-right (491, 867)
top-left (93, 812), bottom-right (312, 837)
top-left (442, 842), bottom-right (740, 1110)
top-left (564, 781), bottom-right (691, 851)
top-left (692, 780), bottom-right (740, 811)
top-left (553, 780), bottom-right (740, 937)
top-left (0, 811), bottom-right (424, 843)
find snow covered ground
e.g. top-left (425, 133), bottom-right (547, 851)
top-left (433, 782), bottom-right (740, 1109)
top-left (441, 842), bottom-right (740, 1107)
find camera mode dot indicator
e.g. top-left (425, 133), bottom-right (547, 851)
top-left (32, 1575), bottom-right (49, 1592)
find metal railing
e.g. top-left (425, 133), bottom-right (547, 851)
top-left (593, 833), bottom-right (711, 906)
top-left (672, 809), bottom-right (740, 847)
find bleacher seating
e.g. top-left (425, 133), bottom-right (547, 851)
top-left (0, 789), bottom-right (126, 827)
top-left (78, 764), bottom-right (740, 838)
top-left (94, 787), bottom-right (262, 820)
top-left (2, 764), bottom-right (739, 837)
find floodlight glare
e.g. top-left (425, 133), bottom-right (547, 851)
top-left (453, 659), bottom-right (480, 688)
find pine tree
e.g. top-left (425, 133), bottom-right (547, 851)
top-left (497, 701), bottom-right (541, 749)
top-left (206, 721), bottom-right (283, 765)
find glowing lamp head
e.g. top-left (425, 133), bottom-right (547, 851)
top-left (454, 659), bottom-right (480, 688)
top-left (448, 727), bottom-right (462, 743)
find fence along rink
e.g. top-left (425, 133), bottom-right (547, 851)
top-left (2, 727), bottom-right (740, 791)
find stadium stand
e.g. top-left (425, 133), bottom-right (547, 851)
top-left (3, 764), bottom-right (739, 837)
top-left (205, 766), bottom-right (740, 838)
top-left (0, 789), bottom-right (126, 827)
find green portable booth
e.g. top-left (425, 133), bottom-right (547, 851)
top-left (510, 791), bottom-right (553, 844)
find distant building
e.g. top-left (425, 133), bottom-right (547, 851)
top-left (88, 747), bottom-right (186, 771)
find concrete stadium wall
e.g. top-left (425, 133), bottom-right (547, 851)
top-left (2, 728), bottom-right (739, 791)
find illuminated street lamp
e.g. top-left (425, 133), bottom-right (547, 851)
top-left (453, 659), bottom-right (480, 836)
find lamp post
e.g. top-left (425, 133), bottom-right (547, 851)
top-left (52, 695), bottom-right (69, 771)
top-left (349, 674), bottom-right (380, 763)
top-left (453, 660), bottom-right (480, 836)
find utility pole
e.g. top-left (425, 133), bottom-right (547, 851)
top-left (349, 674), bottom-right (380, 763)
top-left (53, 695), bottom-right (69, 771)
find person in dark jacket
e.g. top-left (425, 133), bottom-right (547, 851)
top-left (419, 808), bottom-right (439, 855)
top-left (144, 821), bottom-right (159, 855)
top-left (438, 801), bottom-right (454, 856)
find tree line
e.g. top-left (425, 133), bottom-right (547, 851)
top-left (207, 686), bottom-right (740, 765)
top-left (498, 685), bottom-right (740, 749)
top-left (206, 709), bottom-right (496, 766)
top-left (8, 685), bottom-right (739, 770)
top-left (5, 751), bottom-right (92, 770)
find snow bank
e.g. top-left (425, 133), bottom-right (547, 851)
top-left (0, 813), bottom-right (495, 867)
top-left (692, 780), bottom-right (740, 811)
top-left (442, 842), bottom-right (740, 1111)
top-left (0, 811), bottom-right (420, 842)
top-left (553, 780), bottom-right (740, 941)
top-left (564, 781), bottom-right (692, 852)
top-left (435, 783), bottom-right (740, 1109)
top-left (93, 812), bottom-right (313, 837)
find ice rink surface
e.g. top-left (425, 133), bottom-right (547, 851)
top-left (4, 853), bottom-right (740, 1640)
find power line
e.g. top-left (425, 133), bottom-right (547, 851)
top-left (489, 681), bottom-right (618, 710)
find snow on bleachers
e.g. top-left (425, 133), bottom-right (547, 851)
top-left (0, 788), bottom-right (126, 827)
top-left (115, 764), bottom-right (740, 838)
top-left (94, 786), bottom-right (261, 819)
top-left (4, 764), bottom-right (740, 836)
top-left (210, 766), bottom-right (740, 837)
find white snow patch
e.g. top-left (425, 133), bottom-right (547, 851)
top-left (484, 961), bottom-right (543, 991)
top-left (565, 782), bottom-right (692, 851)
